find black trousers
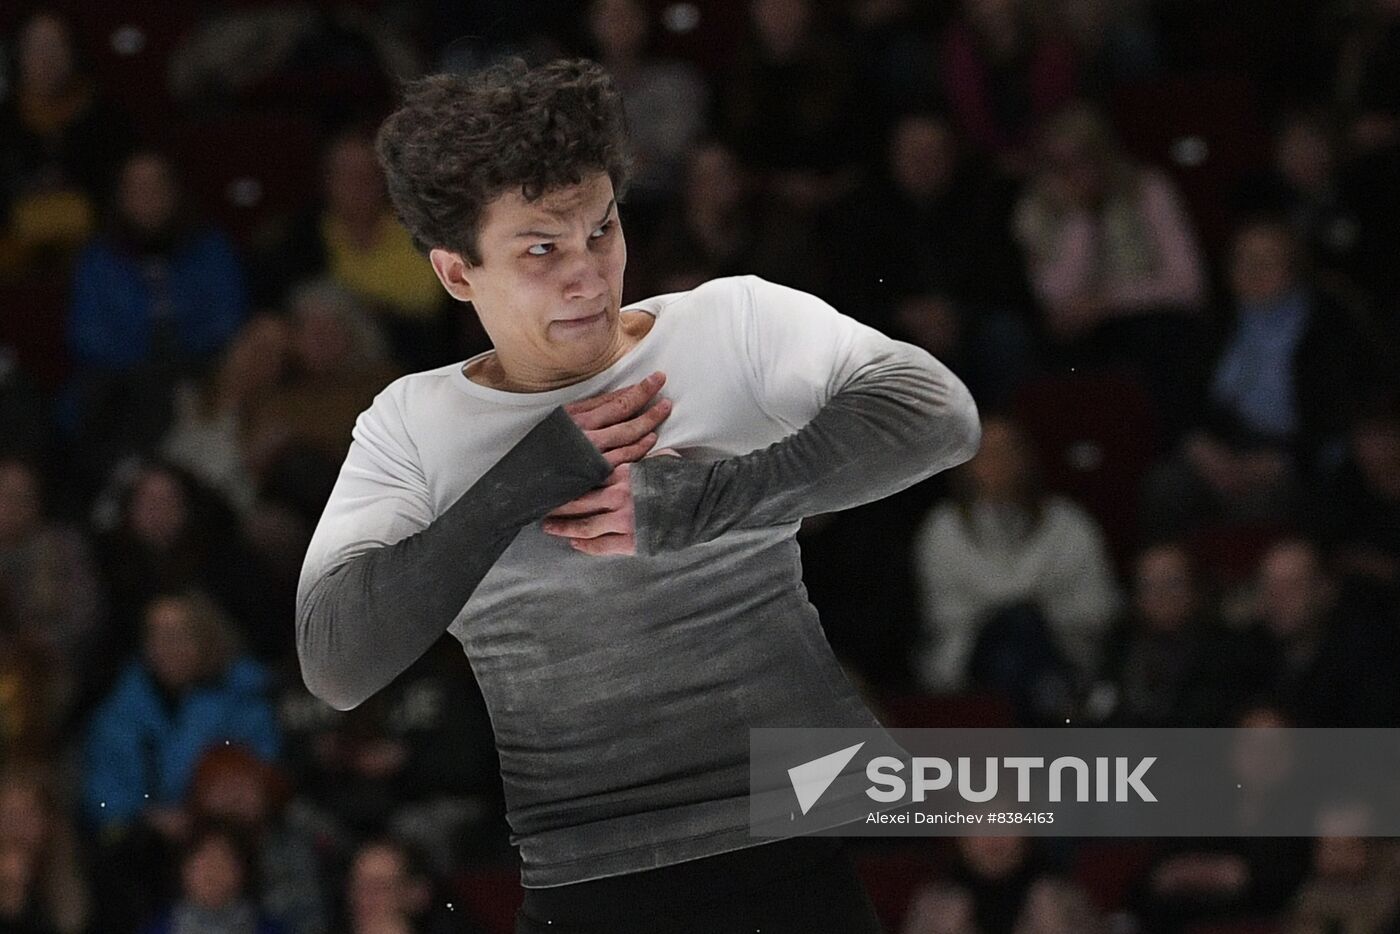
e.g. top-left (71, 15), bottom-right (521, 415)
top-left (514, 836), bottom-right (885, 934)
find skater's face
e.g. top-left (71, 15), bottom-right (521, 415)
top-left (429, 172), bottom-right (628, 388)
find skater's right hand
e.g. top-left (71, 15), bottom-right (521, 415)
top-left (565, 371), bottom-right (672, 468)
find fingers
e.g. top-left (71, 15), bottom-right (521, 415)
top-left (567, 372), bottom-right (662, 425)
top-left (544, 462), bottom-right (636, 555)
top-left (590, 398), bottom-right (671, 456)
top-left (569, 372), bottom-right (666, 431)
top-left (568, 533), bottom-right (635, 556)
top-left (543, 464), bottom-right (632, 533)
top-left (546, 482), bottom-right (626, 518)
top-left (563, 384), bottom-right (632, 417)
top-left (542, 505), bottom-right (632, 540)
top-left (603, 433), bottom-right (658, 468)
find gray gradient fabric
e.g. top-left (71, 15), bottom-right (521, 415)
top-left (296, 406), bottom-right (612, 711)
top-left (296, 275), bottom-right (980, 887)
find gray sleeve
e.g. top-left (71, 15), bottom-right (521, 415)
top-left (297, 406), bottom-right (612, 710)
top-left (629, 340), bottom-right (980, 554)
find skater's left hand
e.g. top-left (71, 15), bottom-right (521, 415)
top-left (542, 449), bottom-right (678, 555)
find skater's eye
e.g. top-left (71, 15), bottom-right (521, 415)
top-left (524, 220), bottom-right (610, 258)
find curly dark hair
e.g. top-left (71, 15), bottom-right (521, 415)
top-left (375, 58), bottom-right (632, 265)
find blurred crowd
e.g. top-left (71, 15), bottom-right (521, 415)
top-left (1, 0), bottom-right (1399, 932)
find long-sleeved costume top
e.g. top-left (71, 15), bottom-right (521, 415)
top-left (296, 275), bottom-right (980, 887)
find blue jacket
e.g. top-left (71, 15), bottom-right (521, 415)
top-left (82, 656), bottom-right (281, 828)
top-left (142, 905), bottom-right (284, 934)
top-left (67, 228), bottom-right (247, 370)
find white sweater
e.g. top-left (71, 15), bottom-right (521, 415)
top-left (911, 496), bottom-right (1120, 691)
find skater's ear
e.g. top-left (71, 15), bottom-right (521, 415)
top-left (429, 247), bottom-right (474, 303)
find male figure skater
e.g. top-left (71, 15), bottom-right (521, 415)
top-left (297, 59), bottom-right (980, 933)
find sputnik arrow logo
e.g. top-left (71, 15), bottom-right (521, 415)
top-left (788, 742), bottom-right (865, 815)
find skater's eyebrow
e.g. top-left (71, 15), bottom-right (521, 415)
top-left (513, 200), bottom-right (615, 240)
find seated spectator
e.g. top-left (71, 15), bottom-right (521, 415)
top-left (901, 836), bottom-right (1066, 934)
top-left (1305, 393), bottom-right (1400, 598)
top-left (65, 150), bottom-right (247, 486)
top-left (94, 461), bottom-right (253, 673)
top-left (901, 881), bottom-right (978, 934)
top-left (1236, 538), bottom-right (1400, 727)
top-left (142, 821), bottom-right (285, 934)
top-left (0, 346), bottom-right (50, 464)
top-left (162, 316), bottom-right (295, 515)
top-left (251, 134), bottom-right (447, 371)
top-left (586, 0), bottom-right (709, 231)
top-left (1130, 706), bottom-right (1312, 933)
top-left (0, 9), bottom-right (134, 276)
top-left (1084, 542), bottom-right (1250, 727)
top-left (165, 5), bottom-right (321, 107)
top-left (910, 416), bottom-right (1119, 717)
top-left (1042, 0), bottom-right (1161, 88)
top-left (232, 463), bottom-right (338, 665)
top-left (912, 878), bottom-right (1109, 934)
top-left (0, 761), bottom-right (90, 934)
top-left (188, 746), bottom-right (329, 934)
top-left (165, 3), bottom-right (415, 123)
top-left (1014, 102), bottom-right (1207, 437)
top-left (245, 280), bottom-right (401, 466)
top-left (722, 0), bottom-right (867, 211)
top-left (1207, 226), bottom-right (1374, 462)
top-left (0, 636), bottom-right (57, 762)
top-left (1141, 219), bottom-right (1377, 539)
top-left (0, 455), bottom-right (103, 726)
top-left (710, 0), bottom-right (871, 297)
top-left (841, 0), bottom-right (943, 132)
top-left (836, 111), bottom-right (1035, 406)
top-left (81, 590), bottom-right (280, 833)
top-left (1334, 0), bottom-right (1400, 154)
top-left (159, 313), bottom-right (343, 661)
top-left (637, 140), bottom-right (760, 298)
top-left (1012, 878), bottom-right (1107, 934)
top-left (277, 639), bottom-right (506, 876)
top-left (1286, 802), bottom-right (1400, 934)
top-left (939, 0), bottom-right (1078, 174)
top-left (339, 838), bottom-right (480, 934)
top-left (1233, 109), bottom-right (1394, 302)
